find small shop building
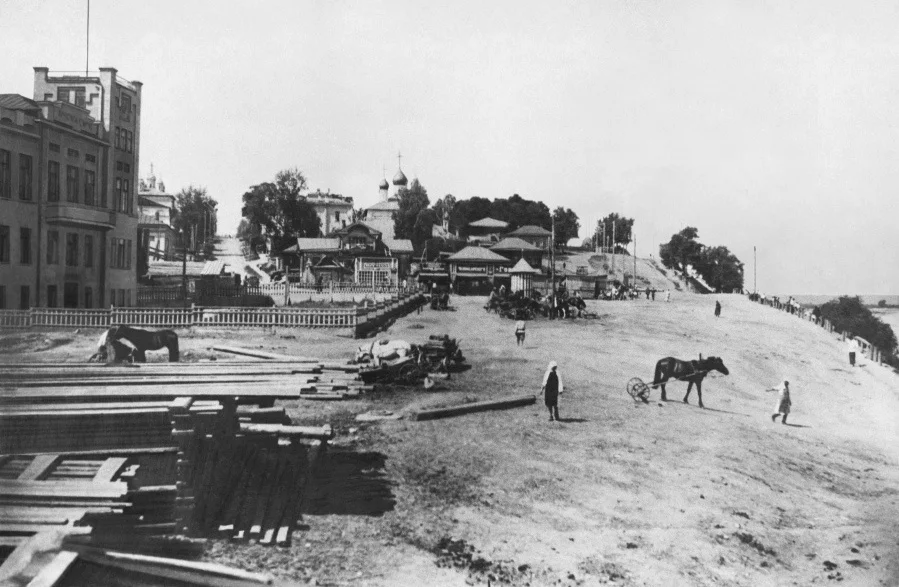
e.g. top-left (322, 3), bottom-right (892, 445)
top-left (446, 246), bottom-right (513, 295)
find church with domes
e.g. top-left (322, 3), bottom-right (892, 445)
top-left (360, 154), bottom-right (409, 238)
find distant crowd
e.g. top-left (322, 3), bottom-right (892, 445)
top-left (747, 292), bottom-right (823, 325)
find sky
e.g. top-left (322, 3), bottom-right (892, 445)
top-left (2, 0), bottom-right (898, 294)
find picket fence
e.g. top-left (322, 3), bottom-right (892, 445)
top-left (137, 283), bottom-right (417, 305)
top-left (0, 292), bottom-right (424, 336)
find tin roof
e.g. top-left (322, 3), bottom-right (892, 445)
top-left (447, 246), bottom-right (512, 263)
top-left (383, 238), bottom-right (414, 254)
top-left (283, 238), bottom-right (340, 254)
top-left (508, 225), bottom-right (552, 237)
top-left (510, 258), bottom-right (541, 274)
top-left (468, 217), bottom-right (509, 228)
top-left (490, 237), bottom-right (542, 251)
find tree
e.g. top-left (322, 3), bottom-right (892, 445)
top-left (172, 185), bottom-right (218, 254)
top-left (552, 207), bottom-right (580, 247)
top-left (393, 178), bottom-right (430, 250)
top-left (432, 194), bottom-right (457, 231)
top-left (820, 296), bottom-right (898, 356)
top-left (878, 299), bottom-right (887, 308)
top-left (596, 213), bottom-right (634, 250)
top-left (240, 168), bottom-right (321, 254)
top-left (451, 196), bottom-right (494, 238)
top-left (659, 226), bottom-right (702, 273)
top-left (693, 245), bottom-right (744, 293)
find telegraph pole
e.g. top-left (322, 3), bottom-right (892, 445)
top-left (753, 245), bottom-right (757, 294)
top-left (633, 231), bottom-right (637, 284)
top-left (612, 221), bottom-right (616, 277)
top-left (550, 217), bottom-right (556, 319)
top-left (85, 0), bottom-right (90, 76)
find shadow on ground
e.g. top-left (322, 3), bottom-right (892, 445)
top-left (304, 449), bottom-right (396, 517)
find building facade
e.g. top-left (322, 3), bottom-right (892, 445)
top-left (306, 190), bottom-right (354, 236)
top-left (0, 66), bottom-right (142, 309)
top-left (138, 166), bottom-right (176, 261)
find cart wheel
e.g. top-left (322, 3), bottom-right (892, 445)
top-left (398, 363), bottom-right (419, 385)
top-left (626, 377), bottom-right (651, 403)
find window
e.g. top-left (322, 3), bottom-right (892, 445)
top-left (47, 230), bottom-right (59, 264)
top-left (126, 289), bottom-right (131, 307)
top-left (66, 166), bottom-right (79, 203)
top-left (0, 225), bottom-right (8, 263)
top-left (117, 289), bottom-right (125, 307)
top-left (49, 143), bottom-right (60, 153)
top-left (47, 285), bottom-right (58, 308)
top-left (67, 148), bottom-right (79, 158)
top-left (110, 289), bottom-right (115, 307)
top-left (126, 239), bottom-right (132, 269)
top-left (124, 179), bottom-right (131, 213)
top-left (121, 94), bottom-right (131, 112)
top-left (65, 232), bottom-right (78, 266)
top-left (18, 154), bottom-right (32, 200)
top-left (126, 131), bottom-right (133, 153)
top-left (100, 174), bottom-right (107, 208)
top-left (115, 178), bottom-right (122, 211)
top-left (84, 170), bottom-right (95, 206)
top-left (74, 89), bottom-right (85, 108)
top-left (0, 149), bottom-right (10, 199)
top-left (118, 239), bottom-right (126, 268)
top-left (0, 285), bottom-right (5, 309)
top-left (19, 285), bottom-right (29, 310)
top-left (84, 234), bottom-right (93, 267)
top-left (84, 287), bottom-right (92, 309)
top-left (124, 163), bottom-right (130, 174)
top-left (85, 153), bottom-right (96, 163)
top-left (116, 161), bottom-right (123, 172)
top-left (58, 89), bottom-right (69, 103)
top-left (155, 211), bottom-right (160, 221)
top-left (47, 161), bottom-right (60, 202)
top-left (63, 282), bottom-right (78, 308)
top-left (115, 128), bottom-right (120, 149)
top-left (19, 227), bottom-right (31, 264)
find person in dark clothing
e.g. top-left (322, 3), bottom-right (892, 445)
top-left (541, 361), bottom-right (563, 421)
top-left (714, 300), bottom-right (722, 318)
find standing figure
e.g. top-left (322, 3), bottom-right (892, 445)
top-left (515, 319), bottom-right (526, 346)
top-left (665, 289), bottom-right (671, 302)
top-left (541, 361), bottom-right (563, 421)
top-left (714, 300), bottom-right (722, 318)
top-left (768, 378), bottom-right (792, 424)
top-left (847, 337), bottom-right (860, 367)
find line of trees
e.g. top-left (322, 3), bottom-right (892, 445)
top-left (659, 227), bottom-right (744, 293)
top-left (239, 168), bottom-right (322, 253)
top-left (820, 296), bottom-right (898, 362)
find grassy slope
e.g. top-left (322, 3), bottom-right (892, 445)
top-left (1, 294), bottom-right (897, 586)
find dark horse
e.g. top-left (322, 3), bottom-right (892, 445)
top-left (92, 325), bottom-right (180, 363)
top-left (652, 355), bottom-right (729, 408)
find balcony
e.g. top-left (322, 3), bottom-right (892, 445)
top-left (45, 204), bottom-right (116, 229)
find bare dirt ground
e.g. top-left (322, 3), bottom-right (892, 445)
top-left (2, 293), bottom-right (898, 586)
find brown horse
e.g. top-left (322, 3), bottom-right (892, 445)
top-left (652, 356), bottom-right (729, 408)
top-left (92, 325), bottom-right (180, 363)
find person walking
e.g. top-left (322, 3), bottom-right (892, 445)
top-left (515, 319), bottom-right (526, 346)
top-left (540, 361), bottom-right (563, 421)
top-left (847, 337), bottom-right (860, 367)
top-left (768, 378), bottom-right (792, 424)
top-left (665, 289), bottom-right (671, 302)
top-left (714, 300), bottom-right (722, 318)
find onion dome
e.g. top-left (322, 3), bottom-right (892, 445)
top-left (379, 177), bottom-right (389, 190)
top-left (392, 168), bottom-right (408, 186)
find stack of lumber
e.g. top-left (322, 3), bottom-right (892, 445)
top-left (0, 535), bottom-right (291, 587)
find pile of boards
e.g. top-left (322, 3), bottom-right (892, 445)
top-left (0, 347), bottom-right (361, 585)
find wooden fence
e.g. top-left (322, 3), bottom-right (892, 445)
top-left (0, 293), bottom-right (425, 337)
top-left (137, 282), bottom-right (418, 305)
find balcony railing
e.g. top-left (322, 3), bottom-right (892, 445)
top-left (44, 204), bottom-right (115, 229)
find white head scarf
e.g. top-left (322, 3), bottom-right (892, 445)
top-left (542, 361), bottom-right (563, 392)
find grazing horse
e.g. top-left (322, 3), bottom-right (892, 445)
top-left (652, 355), bottom-right (729, 408)
top-left (92, 325), bottom-right (180, 363)
top-left (356, 339), bottom-right (413, 366)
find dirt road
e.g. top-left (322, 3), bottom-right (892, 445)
top-left (2, 293), bottom-right (897, 586)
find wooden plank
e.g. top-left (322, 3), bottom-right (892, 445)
top-left (0, 383), bottom-right (314, 401)
top-left (17, 455), bottom-right (60, 481)
top-left (93, 458), bottom-right (129, 482)
top-left (7, 376), bottom-right (317, 387)
top-left (238, 424), bottom-right (333, 440)
top-left (74, 547), bottom-right (277, 587)
top-left (24, 550), bottom-right (78, 587)
top-left (209, 345), bottom-right (317, 362)
top-left (411, 394), bottom-right (537, 421)
top-left (0, 479), bottom-right (127, 499)
top-left (8, 447), bottom-right (178, 458)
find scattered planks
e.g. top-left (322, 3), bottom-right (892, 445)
top-left (411, 394), bottom-right (537, 421)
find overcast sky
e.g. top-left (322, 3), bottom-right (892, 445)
top-left (3, 0), bottom-right (898, 294)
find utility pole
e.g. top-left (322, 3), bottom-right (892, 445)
top-left (284, 263), bottom-right (290, 306)
top-left (633, 231), bottom-right (637, 284)
top-left (754, 245), bottom-right (757, 294)
top-left (85, 0), bottom-right (90, 76)
top-left (181, 230), bottom-right (187, 309)
top-left (550, 217), bottom-right (556, 319)
top-left (612, 221), bottom-right (616, 278)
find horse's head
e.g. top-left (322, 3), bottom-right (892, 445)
top-left (706, 356), bottom-right (729, 376)
top-left (355, 346), bottom-right (371, 363)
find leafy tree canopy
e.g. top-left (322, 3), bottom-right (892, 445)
top-left (820, 296), bottom-right (898, 355)
top-left (451, 194), bottom-right (551, 238)
top-left (693, 245), bottom-right (744, 293)
top-left (659, 226), bottom-right (702, 272)
top-left (172, 185), bottom-right (217, 253)
top-left (240, 168), bottom-right (321, 253)
top-left (393, 178), bottom-right (431, 252)
top-left (552, 207), bottom-right (580, 247)
top-left (595, 213), bottom-right (635, 249)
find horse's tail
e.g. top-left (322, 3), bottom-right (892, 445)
top-left (164, 330), bottom-right (179, 362)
